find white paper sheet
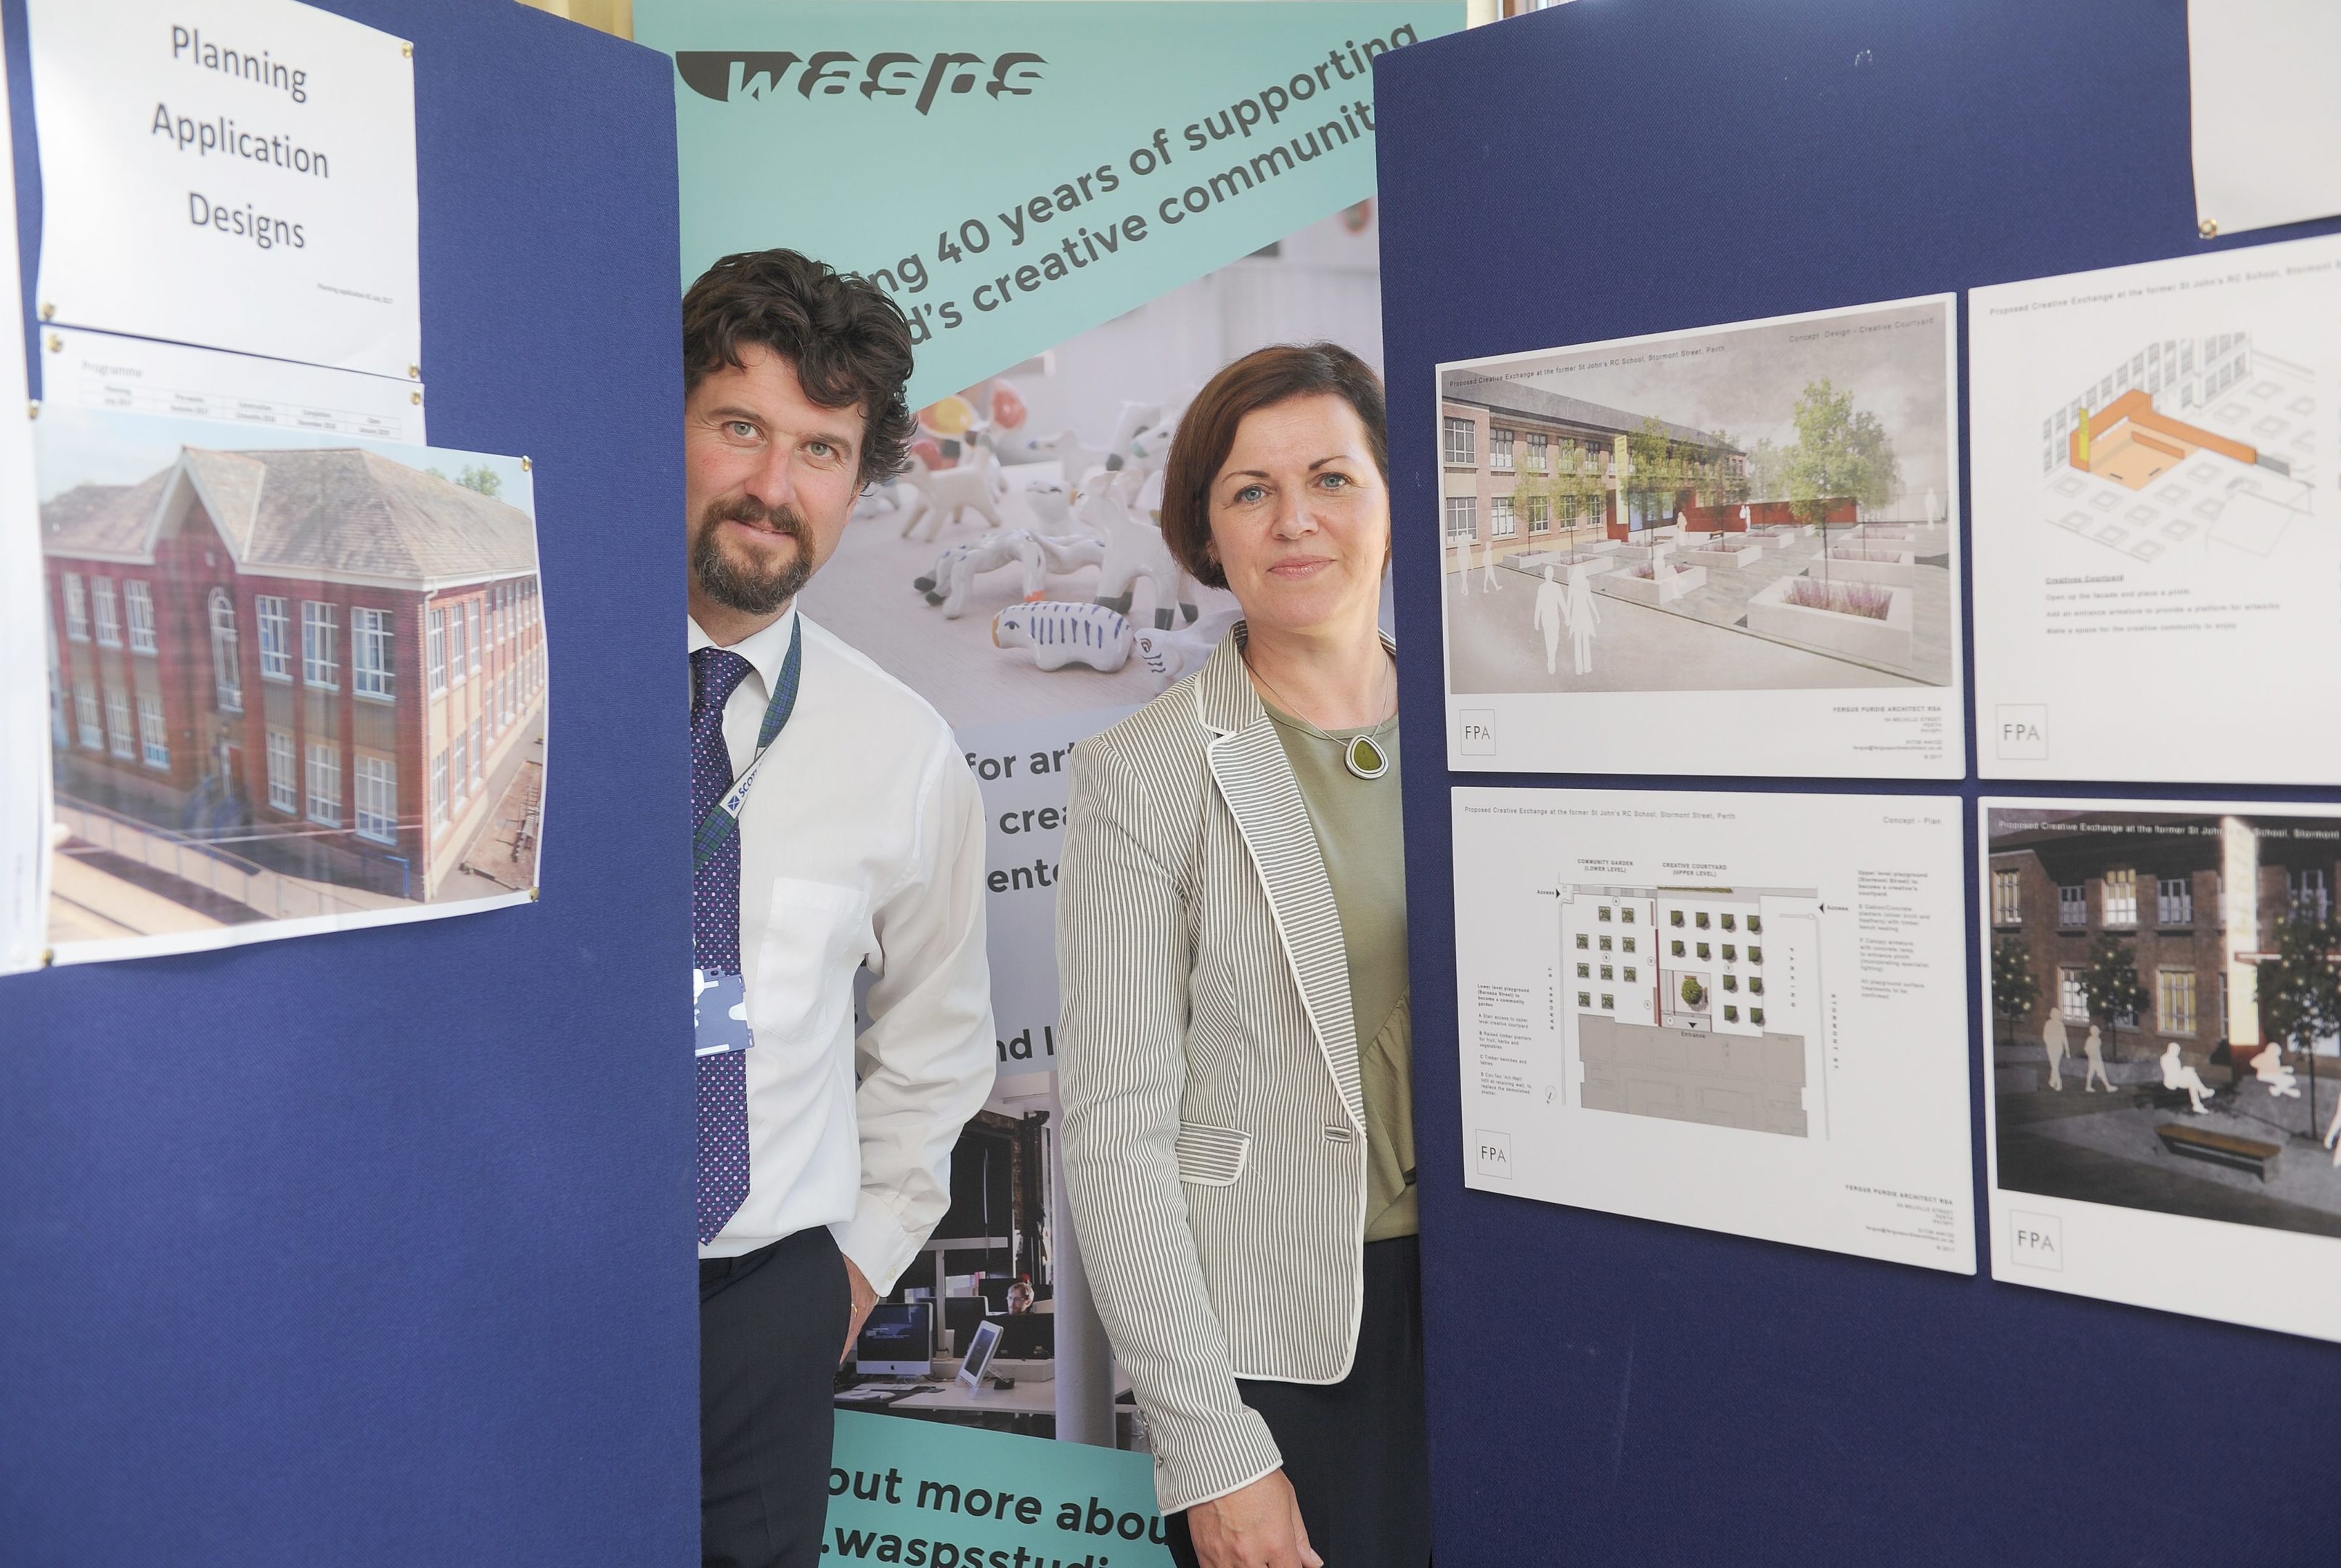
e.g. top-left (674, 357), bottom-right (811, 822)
top-left (36, 406), bottom-right (545, 966)
top-left (1451, 786), bottom-right (1975, 1273)
top-left (37, 327), bottom-right (425, 444)
top-left (1437, 296), bottom-right (1964, 779)
top-left (2189, 0), bottom-right (2341, 238)
top-left (1, 51), bottom-right (53, 978)
top-left (1970, 232), bottom-right (2341, 782)
top-left (27, 0), bottom-right (420, 381)
top-left (1980, 797), bottom-right (2341, 1344)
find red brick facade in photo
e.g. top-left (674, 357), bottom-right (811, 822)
top-left (43, 447), bottom-right (545, 904)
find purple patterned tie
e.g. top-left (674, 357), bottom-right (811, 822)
top-left (693, 645), bottom-right (756, 1245)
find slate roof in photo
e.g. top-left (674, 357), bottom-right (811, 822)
top-left (42, 446), bottom-right (539, 584)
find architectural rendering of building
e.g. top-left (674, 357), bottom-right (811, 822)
top-left (42, 446), bottom-right (545, 912)
top-left (1561, 882), bottom-right (1819, 1138)
top-left (1987, 813), bottom-right (2341, 1068)
top-left (1439, 371), bottom-right (1745, 564)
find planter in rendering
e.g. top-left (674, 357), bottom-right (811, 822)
top-left (1745, 572), bottom-right (1911, 667)
top-left (1683, 539), bottom-right (1765, 569)
top-left (1601, 561), bottom-right (1709, 606)
top-left (1819, 547), bottom-right (1914, 586)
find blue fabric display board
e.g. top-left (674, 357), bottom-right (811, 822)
top-left (1378, 2), bottom-right (2340, 1564)
top-left (0, 2), bottom-right (695, 1562)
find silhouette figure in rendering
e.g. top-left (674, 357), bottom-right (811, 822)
top-left (1564, 562), bottom-right (1601, 677)
top-left (1532, 564), bottom-right (1567, 676)
top-left (1455, 538), bottom-right (1471, 597)
top-left (2251, 1043), bottom-right (2302, 1098)
top-left (2041, 1011), bottom-right (2068, 1091)
top-left (1482, 536), bottom-right (1503, 591)
top-left (2160, 1040), bottom-right (2216, 1114)
top-left (2081, 1021), bottom-right (2113, 1092)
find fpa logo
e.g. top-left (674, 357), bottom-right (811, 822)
top-left (1474, 1129), bottom-right (1513, 1179)
top-left (1995, 704), bottom-right (2048, 761)
top-left (675, 50), bottom-right (1045, 113)
top-left (2009, 1210), bottom-right (2062, 1270)
top-left (1459, 709), bottom-right (1497, 756)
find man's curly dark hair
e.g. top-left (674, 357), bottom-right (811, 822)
top-left (682, 249), bottom-right (918, 488)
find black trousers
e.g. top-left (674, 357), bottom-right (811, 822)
top-left (1166, 1234), bottom-right (1432, 1568)
top-left (700, 1228), bottom-right (851, 1568)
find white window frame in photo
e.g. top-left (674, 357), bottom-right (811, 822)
top-left (428, 607), bottom-right (447, 695)
top-left (353, 607), bottom-right (395, 702)
top-left (136, 693), bottom-right (170, 770)
top-left (2158, 968), bottom-right (2197, 1037)
top-left (1490, 494), bottom-right (1516, 539)
top-left (2157, 876), bottom-right (2193, 926)
top-left (303, 601), bottom-right (340, 690)
top-left (125, 579), bottom-right (158, 655)
top-left (2101, 868), bottom-right (2138, 928)
top-left (2059, 965), bottom-right (2088, 1023)
top-left (266, 728), bottom-right (298, 814)
top-left (75, 682), bottom-right (102, 750)
top-left (105, 687), bottom-right (134, 759)
top-left (355, 753), bottom-right (398, 845)
top-left (256, 595), bottom-right (292, 682)
top-left (1444, 495), bottom-right (1476, 543)
top-left (2057, 883), bottom-right (2086, 927)
top-left (306, 740), bottom-right (343, 828)
top-left (1490, 427), bottom-right (1515, 472)
top-left (209, 589), bottom-right (242, 714)
top-left (62, 572), bottom-right (89, 642)
top-left (91, 578), bottom-right (122, 648)
top-left (1444, 417), bottom-right (1475, 467)
top-left (1992, 868), bottom-right (2022, 926)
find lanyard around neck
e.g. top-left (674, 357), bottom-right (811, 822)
top-left (693, 616), bottom-right (804, 871)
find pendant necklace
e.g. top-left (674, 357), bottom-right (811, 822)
top-left (1244, 649), bottom-right (1394, 781)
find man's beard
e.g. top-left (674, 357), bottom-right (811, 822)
top-left (692, 497), bottom-right (813, 615)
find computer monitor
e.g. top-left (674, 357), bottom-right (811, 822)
top-left (976, 1278), bottom-right (1016, 1313)
top-left (854, 1302), bottom-right (933, 1376)
top-left (994, 1312), bottom-right (1054, 1361)
top-left (943, 1297), bottom-right (989, 1356)
top-left (956, 1320), bottom-right (1002, 1389)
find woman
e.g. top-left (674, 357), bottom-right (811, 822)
top-left (1057, 343), bottom-right (1425, 1568)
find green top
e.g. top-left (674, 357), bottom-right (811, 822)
top-left (1262, 699), bottom-right (1415, 1243)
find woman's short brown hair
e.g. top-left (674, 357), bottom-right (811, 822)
top-left (1158, 342), bottom-right (1388, 591)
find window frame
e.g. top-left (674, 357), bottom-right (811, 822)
top-left (305, 740), bottom-right (343, 828)
top-left (301, 601), bottom-right (340, 690)
top-left (125, 579), bottom-right (158, 656)
top-left (352, 606), bottom-right (396, 702)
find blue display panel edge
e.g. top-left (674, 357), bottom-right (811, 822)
top-left (1377, 2), bottom-right (2341, 1565)
top-left (0, 3), bottom-right (696, 1563)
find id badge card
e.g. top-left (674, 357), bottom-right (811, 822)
top-left (694, 968), bottom-right (755, 1056)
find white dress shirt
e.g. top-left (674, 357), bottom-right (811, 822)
top-left (691, 607), bottom-right (996, 1291)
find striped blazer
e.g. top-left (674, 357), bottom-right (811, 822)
top-left (1056, 624), bottom-right (1392, 1514)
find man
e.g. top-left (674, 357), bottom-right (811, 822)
top-left (685, 249), bottom-right (994, 1568)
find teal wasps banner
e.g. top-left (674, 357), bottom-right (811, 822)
top-left (637, 1), bottom-right (1460, 407)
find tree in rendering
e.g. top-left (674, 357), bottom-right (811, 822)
top-left (1627, 415), bottom-right (1679, 531)
top-left (1992, 934), bottom-right (2041, 1024)
top-left (2078, 931), bottom-right (2150, 1064)
top-left (2252, 913), bottom-right (2341, 1138)
top-left (1783, 380), bottom-right (1903, 584)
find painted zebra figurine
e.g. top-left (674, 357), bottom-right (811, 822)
top-left (990, 600), bottom-right (1134, 672)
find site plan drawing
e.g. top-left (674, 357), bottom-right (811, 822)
top-left (1437, 295), bottom-right (1964, 780)
top-left (1972, 232), bottom-right (2341, 783)
top-left (1980, 799), bottom-right (2341, 1344)
top-left (1452, 787), bottom-right (1974, 1272)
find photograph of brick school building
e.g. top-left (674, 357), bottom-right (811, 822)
top-left (41, 444), bottom-right (545, 943)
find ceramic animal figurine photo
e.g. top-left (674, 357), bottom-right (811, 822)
top-left (991, 600), bottom-right (1134, 671)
